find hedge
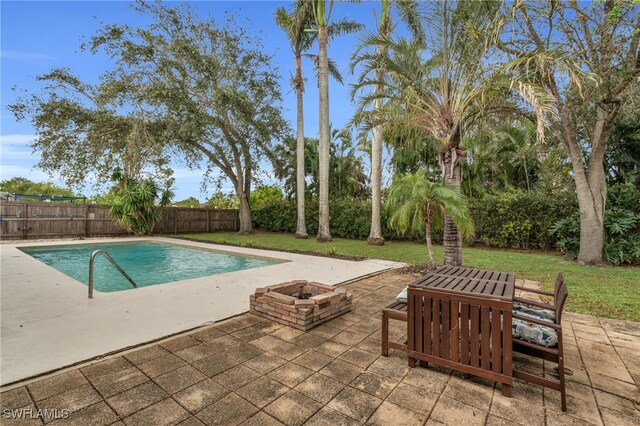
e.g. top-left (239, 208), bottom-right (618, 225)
top-left (469, 190), bottom-right (577, 250)
top-left (252, 189), bottom-right (578, 250)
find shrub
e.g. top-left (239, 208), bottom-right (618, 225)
top-left (252, 197), bottom-right (401, 240)
top-left (551, 183), bottom-right (640, 265)
top-left (470, 190), bottom-right (577, 250)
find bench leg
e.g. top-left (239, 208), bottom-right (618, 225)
top-left (381, 311), bottom-right (389, 357)
top-left (501, 384), bottom-right (512, 397)
top-left (408, 356), bottom-right (416, 368)
top-left (558, 355), bottom-right (567, 412)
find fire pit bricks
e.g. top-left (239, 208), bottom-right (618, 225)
top-left (250, 280), bottom-right (353, 331)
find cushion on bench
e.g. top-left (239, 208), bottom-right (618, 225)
top-left (512, 319), bottom-right (558, 347)
top-left (396, 287), bottom-right (407, 303)
top-left (513, 303), bottom-right (555, 323)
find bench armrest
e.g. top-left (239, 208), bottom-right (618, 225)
top-left (513, 297), bottom-right (555, 310)
top-left (514, 286), bottom-right (554, 297)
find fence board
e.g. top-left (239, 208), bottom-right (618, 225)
top-left (0, 201), bottom-right (239, 240)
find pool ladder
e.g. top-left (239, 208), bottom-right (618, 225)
top-left (88, 250), bottom-right (138, 298)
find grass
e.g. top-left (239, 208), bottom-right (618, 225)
top-left (174, 231), bottom-right (640, 322)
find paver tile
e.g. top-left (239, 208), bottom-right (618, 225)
top-left (212, 365), bottom-right (261, 391)
top-left (195, 392), bottom-right (258, 426)
top-left (123, 397), bottom-right (189, 426)
top-left (106, 382), bottom-right (167, 417)
top-left (318, 358), bottom-right (363, 385)
top-left (173, 379), bottom-right (229, 413)
top-left (294, 373), bottom-right (345, 404)
top-left (366, 400), bottom-right (427, 425)
top-left (264, 390), bottom-right (323, 426)
top-left (235, 376), bottom-right (289, 408)
top-left (153, 365), bottom-right (207, 395)
top-left (327, 387), bottom-right (383, 421)
top-left (88, 367), bottom-right (148, 398)
top-left (267, 362), bottom-right (315, 388)
top-left (27, 370), bottom-right (88, 402)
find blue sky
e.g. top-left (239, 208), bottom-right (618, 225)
top-left (1, 0), bottom-right (390, 201)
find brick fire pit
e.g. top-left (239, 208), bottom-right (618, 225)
top-left (250, 280), bottom-right (352, 331)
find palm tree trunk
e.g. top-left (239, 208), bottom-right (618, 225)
top-left (425, 221), bottom-right (435, 264)
top-left (295, 55), bottom-right (308, 239)
top-left (367, 46), bottom-right (385, 246)
top-left (442, 144), bottom-right (463, 266)
top-left (317, 24), bottom-right (332, 242)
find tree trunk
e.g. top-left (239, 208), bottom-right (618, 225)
top-left (559, 107), bottom-right (611, 265)
top-left (442, 145), bottom-right (464, 266)
top-left (295, 54), bottom-right (308, 239)
top-left (317, 25), bottom-right (332, 242)
top-left (368, 46), bottom-right (385, 247)
top-left (237, 168), bottom-right (253, 235)
top-left (237, 191), bottom-right (253, 234)
top-left (425, 221), bottom-right (435, 264)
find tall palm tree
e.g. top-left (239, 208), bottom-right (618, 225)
top-left (275, 5), bottom-right (315, 239)
top-left (386, 171), bottom-right (474, 264)
top-left (354, 0), bottom-right (558, 265)
top-left (354, 0), bottom-right (424, 246)
top-left (308, 0), bottom-right (362, 242)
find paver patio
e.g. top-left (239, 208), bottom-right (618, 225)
top-left (1, 271), bottom-right (639, 425)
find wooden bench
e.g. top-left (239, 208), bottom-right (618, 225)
top-left (512, 273), bottom-right (568, 411)
top-left (381, 301), bottom-right (407, 356)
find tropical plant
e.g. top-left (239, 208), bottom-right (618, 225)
top-left (275, 4), bottom-right (315, 239)
top-left (352, 0), bottom-right (424, 246)
top-left (552, 183), bottom-right (640, 265)
top-left (109, 171), bottom-right (174, 236)
top-left (273, 131), bottom-right (369, 199)
top-left (250, 185), bottom-right (283, 210)
top-left (352, 0), bottom-right (560, 266)
top-left (386, 171), bottom-right (474, 264)
top-left (503, 1), bottom-right (640, 264)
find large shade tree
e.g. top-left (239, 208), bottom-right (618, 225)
top-left (503, 0), bottom-right (640, 264)
top-left (353, 0), bottom-right (559, 266)
top-left (9, 69), bottom-right (172, 190)
top-left (88, 2), bottom-right (289, 234)
top-left (11, 2), bottom-right (289, 235)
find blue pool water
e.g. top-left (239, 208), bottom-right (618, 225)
top-left (21, 241), bottom-right (279, 292)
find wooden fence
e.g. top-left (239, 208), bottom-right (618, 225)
top-left (0, 201), bottom-right (239, 240)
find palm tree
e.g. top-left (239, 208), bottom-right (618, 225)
top-left (353, 0), bottom-right (424, 246)
top-left (275, 5), bottom-right (314, 239)
top-left (307, 0), bottom-right (362, 242)
top-left (386, 171), bottom-right (474, 264)
top-left (353, 0), bottom-right (558, 265)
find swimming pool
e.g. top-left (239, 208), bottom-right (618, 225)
top-left (20, 241), bottom-right (280, 292)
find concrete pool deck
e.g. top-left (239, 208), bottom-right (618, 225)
top-left (0, 237), bottom-right (405, 386)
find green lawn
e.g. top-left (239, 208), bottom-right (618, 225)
top-left (174, 232), bottom-right (640, 322)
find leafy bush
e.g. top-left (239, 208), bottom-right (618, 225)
top-left (110, 176), bottom-right (174, 236)
top-left (252, 198), bottom-right (401, 240)
top-left (551, 184), bottom-right (640, 265)
top-left (470, 190), bottom-right (577, 250)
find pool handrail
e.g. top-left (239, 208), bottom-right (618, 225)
top-left (88, 249), bottom-right (138, 298)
